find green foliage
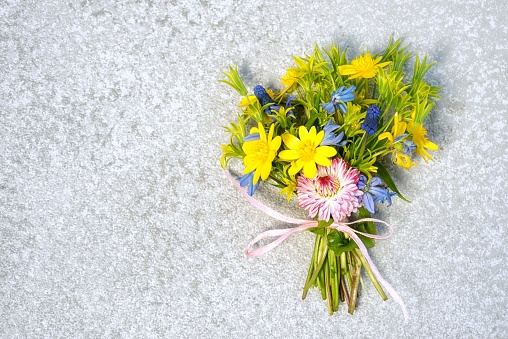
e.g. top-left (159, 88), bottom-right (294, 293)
top-left (374, 161), bottom-right (410, 202)
top-left (219, 66), bottom-right (248, 96)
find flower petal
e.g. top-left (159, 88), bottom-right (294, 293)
top-left (314, 130), bottom-right (324, 146)
top-left (314, 154), bottom-right (331, 166)
top-left (257, 122), bottom-right (267, 141)
top-left (303, 161), bottom-right (317, 178)
top-left (299, 126), bottom-right (309, 139)
top-left (364, 193), bottom-right (375, 214)
top-left (316, 146), bottom-right (337, 157)
top-left (282, 133), bottom-right (300, 149)
top-left (260, 161), bottom-right (272, 181)
top-left (270, 136), bottom-right (282, 151)
top-left (278, 149), bottom-right (299, 161)
top-left (288, 160), bottom-right (304, 176)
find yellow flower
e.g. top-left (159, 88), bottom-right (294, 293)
top-left (280, 165), bottom-right (297, 202)
top-left (278, 68), bottom-right (300, 98)
top-left (338, 53), bottom-right (391, 80)
top-left (378, 114), bottom-right (417, 170)
top-left (278, 126), bottom-right (337, 178)
top-left (242, 122), bottom-right (281, 184)
top-left (239, 89), bottom-right (275, 107)
top-left (408, 123), bottom-right (438, 162)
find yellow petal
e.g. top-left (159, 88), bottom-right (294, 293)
top-left (249, 126), bottom-right (259, 134)
top-left (314, 130), bottom-right (324, 146)
top-left (307, 126), bottom-right (316, 141)
top-left (253, 167), bottom-right (262, 184)
top-left (260, 161), bottom-right (272, 181)
top-left (258, 122), bottom-right (266, 141)
top-left (316, 146), bottom-right (337, 157)
top-left (346, 73), bottom-right (362, 80)
top-left (376, 61), bottom-right (391, 69)
top-left (425, 140), bottom-right (439, 150)
top-left (299, 126), bottom-right (309, 139)
top-left (303, 161), bottom-right (317, 178)
top-left (279, 149), bottom-right (299, 161)
top-left (338, 65), bottom-right (357, 75)
top-left (239, 96), bottom-right (257, 107)
top-left (282, 133), bottom-right (300, 149)
top-left (314, 154), bottom-right (331, 166)
top-left (288, 160), bottom-right (304, 176)
top-left (267, 123), bottom-right (275, 142)
top-left (270, 135), bottom-right (281, 151)
top-left (244, 160), bottom-right (260, 174)
top-left (242, 140), bottom-right (259, 154)
top-left (362, 70), bottom-right (376, 78)
top-left (378, 132), bottom-right (393, 143)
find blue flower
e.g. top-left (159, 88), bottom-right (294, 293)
top-left (285, 95), bottom-right (295, 118)
top-left (244, 133), bottom-right (260, 142)
top-left (320, 120), bottom-right (347, 147)
top-left (394, 134), bottom-right (417, 155)
top-left (320, 85), bottom-right (356, 114)
top-left (238, 171), bottom-right (261, 196)
top-left (254, 85), bottom-right (275, 114)
top-left (357, 175), bottom-right (397, 214)
top-left (361, 105), bottom-right (381, 135)
top-left (401, 140), bottom-right (416, 155)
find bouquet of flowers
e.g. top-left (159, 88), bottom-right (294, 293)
top-left (220, 37), bottom-right (439, 319)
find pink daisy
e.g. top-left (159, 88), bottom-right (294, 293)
top-left (296, 158), bottom-right (363, 222)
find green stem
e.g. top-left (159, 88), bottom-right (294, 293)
top-left (353, 248), bottom-right (387, 300)
top-left (358, 133), bottom-right (368, 159)
top-left (329, 251), bottom-right (340, 312)
top-left (302, 235), bottom-right (321, 300)
top-left (324, 257), bottom-right (333, 315)
top-left (303, 235), bottom-right (328, 291)
top-left (347, 256), bottom-right (361, 315)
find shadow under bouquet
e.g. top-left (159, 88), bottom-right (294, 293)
top-left (220, 37), bottom-right (439, 319)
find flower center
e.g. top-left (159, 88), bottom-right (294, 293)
top-left (298, 139), bottom-right (317, 162)
top-left (316, 175), bottom-right (341, 197)
top-left (252, 141), bottom-right (269, 161)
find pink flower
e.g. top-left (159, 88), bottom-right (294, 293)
top-left (296, 158), bottom-right (363, 222)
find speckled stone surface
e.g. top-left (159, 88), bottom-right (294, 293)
top-left (1, 1), bottom-right (507, 338)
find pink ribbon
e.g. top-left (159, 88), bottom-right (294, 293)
top-left (225, 171), bottom-right (408, 321)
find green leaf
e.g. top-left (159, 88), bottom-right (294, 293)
top-left (317, 219), bottom-right (334, 228)
top-left (358, 207), bottom-right (376, 235)
top-left (374, 161), bottom-right (411, 202)
top-left (308, 219), bottom-right (333, 236)
top-left (355, 222), bottom-right (376, 248)
top-left (327, 230), bottom-right (356, 256)
top-left (327, 221), bottom-right (377, 257)
top-left (219, 66), bottom-right (248, 96)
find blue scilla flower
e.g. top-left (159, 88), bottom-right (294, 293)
top-left (238, 171), bottom-right (261, 196)
top-left (254, 85), bottom-right (275, 114)
top-left (402, 140), bottom-right (417, 155)
top-left (285, 95), bottom-right (295, 118)
top-left (394, 134), bottom-right (417, 155)
top-left (320, 120), bottom-right (348, 147)
top-left (357, 175), bottom-right (397, 214)
top-left (320, 85), bottom-right (356, 114)
top-left (361, 105), bottom-right (381, 135)
top-left (244, 133), bottom-right (260, 142)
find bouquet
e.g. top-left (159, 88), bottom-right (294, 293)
top-left (220, 37), bottom-right (439, 319)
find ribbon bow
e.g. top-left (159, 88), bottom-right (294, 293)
top-left (225, 171), bottom-right (408, 321)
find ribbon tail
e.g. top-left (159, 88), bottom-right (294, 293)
top-left (336, 225), bottom-right (409, 322)
top-left (342, 218), bottom-right (395, 239)
top-left (245, 223), bottom-right (316, 257)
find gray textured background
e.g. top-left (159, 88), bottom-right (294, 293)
top-left (1, 0), bottom-right (507, 338)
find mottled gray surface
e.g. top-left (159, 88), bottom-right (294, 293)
top-left (1, 0), bottom-right (507, 338)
